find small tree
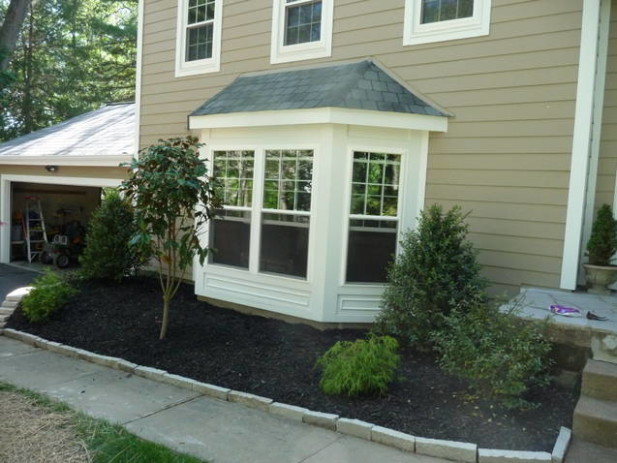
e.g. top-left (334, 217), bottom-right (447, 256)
top-left (80, 189), bottom-right (140, 281)
top-left (120, 136), bottom-right (219, 340)
top-left (587, 204), bottom-right (617, 266)
top-left (375, 204), bottom-right (487, 347)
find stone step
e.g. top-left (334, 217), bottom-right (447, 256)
top-left (6, 287), bottom-right (32, 301)
top-left (573, 396), bottom-right (617, 448)
top-left (1, 300), bottom-right (19, 309)
top-left (0, 307), bottom-right (15, 315)
top-left (582, 359), bottom-right (617, 402)
top-left (0, 314), bottom-right (9, 323)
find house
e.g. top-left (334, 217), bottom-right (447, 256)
top-left (0, 103), bottom-right (134, 263)
top-left (135, 0), bottom-right (613, 324)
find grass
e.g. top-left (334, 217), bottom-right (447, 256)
top-left (0, 382), bottom-right (206, 463)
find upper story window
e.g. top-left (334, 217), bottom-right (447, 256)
top-left (176, 0), bottom-right (223, 77)
top-left (271, 0), bottom-right (334, 64)
top-left (403, 0), bottom-right (491, 46)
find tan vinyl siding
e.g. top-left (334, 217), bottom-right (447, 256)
top-left (596, 2), bottom-right (617, 210)
top-left (140, 0), bottom-right (584, 293)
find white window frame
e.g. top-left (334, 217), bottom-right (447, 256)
top-left (403, 0), bottom-right (491, 46)
top-left (175, 0), bottom-right (223, 77)
top-left (270, 0), bottom-right (334, 64)
top-left (341, 147), bottom-right (407, 286)
top-left (208, 144), bottom-right (318, 281)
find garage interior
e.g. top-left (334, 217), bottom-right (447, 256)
top-left (9, 182), bottom-right (102, 265)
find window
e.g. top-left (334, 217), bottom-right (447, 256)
top-left (346, 152), bottom-right (401, 283)
top-left (260, 150), bottom-right (313, 278)
top-left (176, 0), bottom-right (222, 77)
top-left (271, 0), bottom-right (334, 64)
top-left (403, 0), bottom-right (491, 46)
top-left (210, 148), bottom-right (314, 279)
top-left (210, 150), bottom-right (255, 268)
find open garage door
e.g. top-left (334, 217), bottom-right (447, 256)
top-left (9, 182), bottom-right (102, 264)
top-left (0, 175), bottom-right (124, 265)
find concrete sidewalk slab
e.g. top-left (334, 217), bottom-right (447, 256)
top-left (0, 336), bottom-right (452, 463)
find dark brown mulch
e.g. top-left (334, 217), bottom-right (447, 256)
top-left (7, 276), bottom-right (577, 451)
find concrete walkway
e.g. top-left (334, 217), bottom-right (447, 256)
top-left (0, 264), bottom-right (38, 302)
top-left (0, 336), bottom-right (449, 463)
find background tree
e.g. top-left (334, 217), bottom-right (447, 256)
top-left (0, 0), bottom-right (31, 71)
top-left (121, 137), bottom-right (220, 340)
top-left (0, 0), bottom-right (137, 141)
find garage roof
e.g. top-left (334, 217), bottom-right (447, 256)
top-left (0, 103), bottom-right (134, 166)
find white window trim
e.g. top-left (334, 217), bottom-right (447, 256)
top-left (270, 0), bottom-right (334, 65)
top-left (403, 0), bottom-right (491, 46)
top-left (207, 144), bottom-right (319, 282)
top-left (340, 146), bottom-right (408, 287)
top-left (175, 0), bottom-right (223, 77)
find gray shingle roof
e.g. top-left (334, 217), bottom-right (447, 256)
top-left (191, 60), bottom-right (446, 117)
top-left (0, 103), bottom-right (135, 158)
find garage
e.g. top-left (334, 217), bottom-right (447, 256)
top-left (0, 103), bottom-right (135, 266)
top-left (8, 182), bottom-right (102, 264)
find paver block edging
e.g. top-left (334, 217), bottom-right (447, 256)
top-left (228, 390), bottom-right (273, 411)
top-left (303, 410), bottom-right (339, 430)
top-left (416, 437), bottom-right (477, 463)
top-left (1, 329), bottom-right (569, 463)
top-left (550, 427), bottom-right (571, 463)
top-left (371, 426), bottom-right (416, 452)
top-left (269, 402), bottom-right (309, 422)
top-left (337, 418), bottom-right (373, 440)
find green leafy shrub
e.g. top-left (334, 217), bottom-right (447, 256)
top-left (375, 204), bottom-right (487, 347)
top-left (433, 303), bottom-right (552, 409)
top-left (21, 270), bottom-right (77, 323)
top-left (316, 335), bottom-right (400, 397)
top-left (587, 204), bottom-right (617, 265)
top-left (80, 189), bottom-right (141, 281)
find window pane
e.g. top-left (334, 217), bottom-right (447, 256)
top-left (188, 0), bottom-right (216, 25)
top-left (186, 23), bottom-right (213, 61)
top-left (346, 219), bottom-right (397, 283)
top-left (211, 210), bottom-right (251, 268)
top-left (263, 150), bottom-right (314, 212)
top-left (284, 1), bottom-right (322, 45)
top-left (349, 151), bottom-right (401, 217)
top-left (213, 151), bottom-right (255, 207)
top-left (260, 212), bottom-right (309, 278)
top-left (421, 0), bottom-right (474, 24)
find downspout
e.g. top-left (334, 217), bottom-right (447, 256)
top-left (560, 0), bottom-right (606, 290)
top-left (134, 0), bottom-right (144, 155)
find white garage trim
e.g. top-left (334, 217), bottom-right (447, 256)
top-left (0, 174), bottom-right (124, 263)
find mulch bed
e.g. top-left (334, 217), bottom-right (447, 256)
top-left (7, 276), bottom-right (578, 451)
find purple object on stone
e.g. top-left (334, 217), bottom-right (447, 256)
top-left (549, 304), bottom-right (582, 317)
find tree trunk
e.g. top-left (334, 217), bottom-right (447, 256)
top-left (0, 0), bottom-right (32, 71)
top-left (159, 293), bottom-right (171, 340)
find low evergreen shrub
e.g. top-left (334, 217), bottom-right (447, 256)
top-left (80, 189), bottom-right (141, 281)
top-left (316, 335), bottom-right (400, 397)
top-left (21, 270), bottom-right (76, 323)
top-left (375, 204), bottom-right (488, 347)
top-left (433, 303), bottom-right (552, 409)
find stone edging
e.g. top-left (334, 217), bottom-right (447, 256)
top-left (0, 289), bottom-right (571, 463)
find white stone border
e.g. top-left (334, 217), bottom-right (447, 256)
top-left (0, 287), bottom-right (572, 463)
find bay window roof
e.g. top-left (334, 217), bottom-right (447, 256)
top-left (191, 60), bottom-right (448, 117)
